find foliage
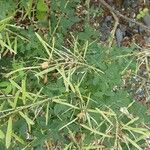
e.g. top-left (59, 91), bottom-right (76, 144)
top-left (136, 8), bottom-right (149, 20)
top-left (0, 0), bottom-right (150, 149)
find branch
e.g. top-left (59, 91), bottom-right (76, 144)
top-left (99, 0), bottom-right (150, 32)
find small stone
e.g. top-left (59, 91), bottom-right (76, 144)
top-left (143, 13), bottom-right (150, 27)
top-left (116, 28), bottom-right (124, 47)
top-left (104, 15), bottom-right (113, 23)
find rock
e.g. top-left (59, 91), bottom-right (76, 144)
top-left (104, 15), bottom-right (113, 23)
top-left (99, 15), bottom-right (113, 42)
top-left (136, 88), bottom-right (145, 98)
top-left (116, 27), bottom-right (124, 47)
top-left (123, 0), bottom-right (130, 9)
top-left (143, 13), bottom-right (150, 27)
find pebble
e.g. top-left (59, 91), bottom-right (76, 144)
top-left (116, 28), bottom-right (124, 47)
top-left (136, 88), bottom-right (145, 97)
top-left (104, 15), bottom-right (113, 23)
top-left (143, 13), bottom-right (150, 27)
top-left (99, 15), bottom-right (113, 42)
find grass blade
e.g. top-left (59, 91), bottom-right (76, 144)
top-left (45, 102), bottom-right (50, 125)
top-left (6, 117), bottom-right (12, 149)
top-left (80, 124), bottom-right (112, 138)
top-left (12, 133), bottom-right (25, 145)
top-left (0, 39), bottom-right (16, 54)
top-left (95, 108), bottom-right (113, 126)
top-left (35, 32), bottom-right (51, 57)
top-left (22, 77), bottom-right (26, 105)
top-left (19, 111), bottom-right (34, 125)
top-left (124, 135), bottom-right (143, 150)
top-left (13, 90), bottom-right (21, 109)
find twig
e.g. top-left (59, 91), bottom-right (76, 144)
top-left (99, 0), bottom-right (150, 32)
top-left (108, 12), bottom-right (119, 47)
top-left (98, 0), bottom-right (119, 47)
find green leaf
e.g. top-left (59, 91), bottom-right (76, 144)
top-left (6, 117), bottom-right (12, 149)
top-left (0, 16), bottom-right (13, 25)
top-left (0, 130), bottom-right (5, 139)
top-left (36, 11), bottom-right (47, 21)
top-left (0, 82), bottom-right (9, 87)
top-left (37, 0), bottom-right (48, 12)
top-left (54, 104), bottom-right (69, 115)
top-left (143, 8), bottom-right (149, 14)
top-left (0, 81), bottom-right (12, 94)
